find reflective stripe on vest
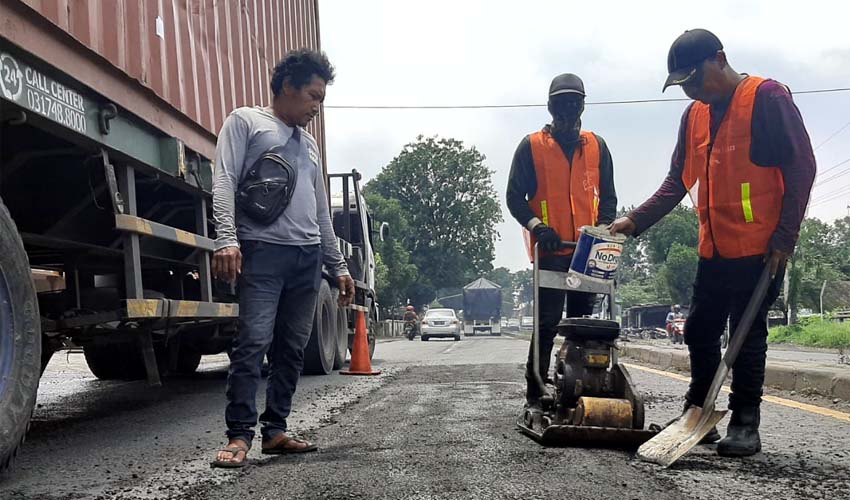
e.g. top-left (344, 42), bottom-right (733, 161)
top-left (525, 130), bottom-right (600, 262)
top-left (681, 76), bottom-right (784, 259)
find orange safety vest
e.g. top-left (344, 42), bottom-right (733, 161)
top-left (525, 129), bottom-right (600, 261)
top-left (682, 76), bottom-right (784, 259)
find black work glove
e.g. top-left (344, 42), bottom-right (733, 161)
top-left (532, 223), bottom-right (561, 252)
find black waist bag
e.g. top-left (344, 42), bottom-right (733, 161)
top-left (236, 146), bottom-right (298, 226)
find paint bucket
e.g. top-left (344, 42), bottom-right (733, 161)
top-left (568, 226), bottom-right (626, 284)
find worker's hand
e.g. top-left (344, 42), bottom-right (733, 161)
top-left (532, 223), bottom-right (561, 252)
top-left (338, 275), bottom-right (355, 307)
top-left (212, 246), bottom-right (242, 284)
top-left (765, 249), bottom-right (791, 278)
top-left (608, 216), bottom-right (636, 236)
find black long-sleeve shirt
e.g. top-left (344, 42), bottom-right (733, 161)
top-left (506, 128), bottom-right (617, 229)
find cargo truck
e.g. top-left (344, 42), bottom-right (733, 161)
top-left (462, 278), bottom-right (502, 336)
top-left (0, 0), bottom-right (380, 473)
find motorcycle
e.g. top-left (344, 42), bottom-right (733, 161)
top-left (404, 321), bottom-right (417, 341)
top-left (669, 318), bottom-right (686, 344)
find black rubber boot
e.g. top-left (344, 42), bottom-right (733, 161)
top-left (701, 425), bottom-right (721, 444)
top-left (717, 406), bottom-right (761, 457)
top-left (683, 402), bottom-right (719, 444)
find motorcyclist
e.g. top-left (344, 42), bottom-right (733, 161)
top-left (403, 305), bottom-right (419, 338)
top-left (666, 304), bottom-right (683, 335)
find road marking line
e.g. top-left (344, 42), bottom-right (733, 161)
top-left (624, 363), bottom-right (850, 424)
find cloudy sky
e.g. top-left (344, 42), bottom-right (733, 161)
top-left (318, 0), bottom-right (850, 272)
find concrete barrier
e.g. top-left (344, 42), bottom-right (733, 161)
top-left (374, 320), bottom-right (407, 338)
top-left (620, 343), bottom-right (850, 402)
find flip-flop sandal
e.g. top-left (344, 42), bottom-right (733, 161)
top-left (261, 435), bottom-right (318, 455)
top-left (211, 445), bottom-right (250, 468)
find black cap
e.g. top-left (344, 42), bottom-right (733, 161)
top-left (549, 73), bottom-right (585, 97)
top-left (663, 29), bottom-right (723, 91)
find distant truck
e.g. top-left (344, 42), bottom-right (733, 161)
top-left (0, 0), bottom-right (382, 474)
top-left (462, 278), bottom-right (502, 336)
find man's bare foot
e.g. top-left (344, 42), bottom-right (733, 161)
top-left (211, 438), bottom-right (250, 468)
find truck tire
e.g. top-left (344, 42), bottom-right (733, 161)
top-left (332, 306), bottom-right (348, 370)
top-left (175, 346), bottom-right (203, 374)
top-left (303, 280), bottom-right (337, 375)
top-left (83, 343), bottom-right (146, 380)
top-left (368, 305), bottom-right (377, 360)
top-left (0, 200), bottom-right (41, 473)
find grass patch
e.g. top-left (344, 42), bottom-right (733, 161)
top-left (768, 317), bottom-right (850, 350)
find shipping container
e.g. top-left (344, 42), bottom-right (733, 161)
top-left (2, 0), bottom-right (326, 163)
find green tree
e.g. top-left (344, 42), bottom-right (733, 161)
top-left (615, 204), bottom-right (697, 307)
top-left (658, 243), bottom-right (698, 305)
top-left (829, 217), bottom-right (850, 277)
top-left (364, 193), bottom-right (418, 315)
top-left (618, 278), bottom-right (659, 309)
top-left (640, 204), bottom-right (699, 265)
top-left (788, 218), bottom-right (848, 321)
top-left (513, 269), bottom-right (533, 314)
top-left (366, 136), bottom-right (503, 289)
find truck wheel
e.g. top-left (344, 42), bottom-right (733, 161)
top-left (0, 200), bottom-right (41, 473)
top-left (368, 304), bottom-right (377, 360)
top-left (83, 343), bottom-right (145, 380)
top-left (303, 280), bottom-right (336, 375)
top-left (332, 306), bottom-right (348, 370)
top-left (175, 346), bottom-right (203, 374)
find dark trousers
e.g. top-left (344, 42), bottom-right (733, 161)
top-left (684, 256), bottom-right (784, 411)
top-left (525, 255), bottom-right (595, 401)
top-left (225, 241), bottom-right (322, 443)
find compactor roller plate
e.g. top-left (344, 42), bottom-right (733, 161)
top-left (517, 421), bottom-right (657, 450)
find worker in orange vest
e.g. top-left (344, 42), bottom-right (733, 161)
top-left (507, 73), bottom-right (618, 408)
top-left (610, 29), bottom-right (816, 457)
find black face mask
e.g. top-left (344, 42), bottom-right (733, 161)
top-left (549, 98), bottom-right (584, 139)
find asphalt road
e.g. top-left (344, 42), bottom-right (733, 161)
top-left (1, 335), bottom-right (849, 500)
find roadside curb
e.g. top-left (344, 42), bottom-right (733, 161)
top-left (620, 343), bottom-right (850, 402)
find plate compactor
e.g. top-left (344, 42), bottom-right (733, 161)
top-left (516, 235), bottom-right (657, 449)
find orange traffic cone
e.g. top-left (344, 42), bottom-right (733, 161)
top-left (341, 310), bottom-right (381, 376)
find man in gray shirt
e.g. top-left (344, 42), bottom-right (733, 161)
top-left (211, 49), bottom-right (353, 468)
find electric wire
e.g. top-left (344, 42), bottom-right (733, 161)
top-left (325, 86), bottom-right (850, 110)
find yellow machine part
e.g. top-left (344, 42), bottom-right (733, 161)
top-left (575, 397), bottom-right (633, 429)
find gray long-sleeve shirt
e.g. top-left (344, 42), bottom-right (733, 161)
top-left (212, 106), bottom-right (349, 277)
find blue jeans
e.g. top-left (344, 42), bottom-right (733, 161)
top-left (225, 241), bottom-right (321, 443)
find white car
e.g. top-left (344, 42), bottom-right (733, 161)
top-left (520, 316), bottom-right (534, 330)
top-left (421, 309), bottom-right (461, 341)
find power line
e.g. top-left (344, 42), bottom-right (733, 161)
top-left (811, 180), bottom-right (850, 202)
top-left (814, 120), bottom-right (850, 151)
top-left (325, 86), bottom-right (850, 110)
top-left (809, 187), bottom-right (850, 208)
top-left (813, 157), bottom-right (850, 187)
top-left (815, 157), bottom-right (850, 180)
top-left (809, 189), bottom-right (849, 207)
